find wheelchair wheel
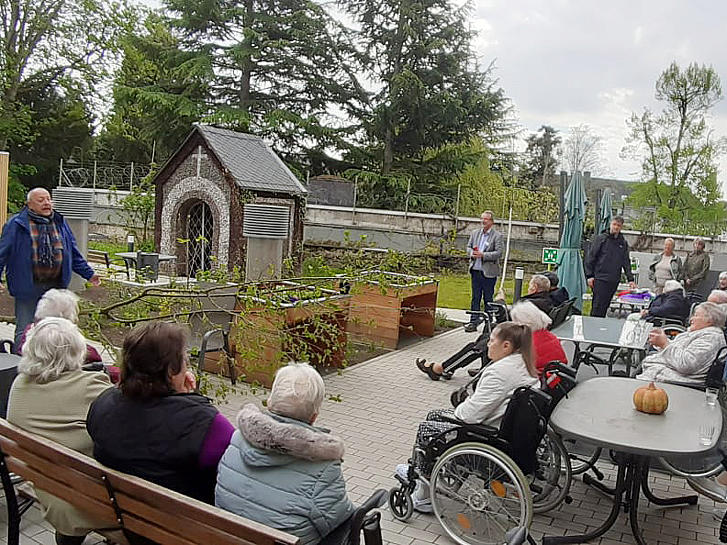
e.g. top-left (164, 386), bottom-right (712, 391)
top-left (564, 439), bottom-right (602, 475)
top-left (532, 431), bottom-right (572, 514)
top-left (388, 487), bottom-right (414, 522)
top-left (430, 442), bottom-right (532, 545)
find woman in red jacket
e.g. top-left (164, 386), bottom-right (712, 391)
top-left (510, 301), bottom-right (567, 375)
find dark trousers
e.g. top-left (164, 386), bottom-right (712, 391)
top-left (469, 270), bottom-right (497, 323)
top-left (591, 278), bottom-right (620, 317)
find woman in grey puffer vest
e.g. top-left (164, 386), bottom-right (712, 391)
top-left (216, 363), bottom-right (354, 544)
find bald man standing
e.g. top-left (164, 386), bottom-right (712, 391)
top-left (0, 188), bottom-right (99, 349)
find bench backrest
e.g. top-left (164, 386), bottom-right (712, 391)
top-left (86, 250), bottom-right (110, 267)
top-left (0, 419), bottom-right (299, 545)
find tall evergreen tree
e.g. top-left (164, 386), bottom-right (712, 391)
top-left (520, 125), bottom-right (561, 189)
top-left (159, 0), bottom-right (367, 173)
top-left (341, 0), bottom-right (511, 174)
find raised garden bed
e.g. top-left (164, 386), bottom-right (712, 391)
top-left (346, 270), bottom-right (438, 349)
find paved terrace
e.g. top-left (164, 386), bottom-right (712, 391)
top-left (0, 321), bottom-right (723, 544)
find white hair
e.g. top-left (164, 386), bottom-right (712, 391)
top-left (708, 290), bottom-right (727, 304)
top-left (510, 301), bottom-right (552, 332)
top-left (267, 363), bottom-right (325, 423)
top-left (26, 187), bottom-right (49, 203)
top-left (663, 280), bottom-right (683, 295)
top-left (720, 271), bottom-right (727, 281)
top-left (696, 302), bottom-right (727, 329)
top-left (34, 289), bottom-right (79, 323)
top-left (18, 317), bottom-right (86, 384)
top-left (529, 274), bottom-right (551, 293)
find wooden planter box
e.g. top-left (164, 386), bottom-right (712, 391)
top-left (346, 271), bottom-right (438, 349)
top-left (229, 282), bottom-right (350, 387)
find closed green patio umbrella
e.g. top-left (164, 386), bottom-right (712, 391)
top-left (557, 172), bottom-right (587, 311)
top-left (598, 189), bottom-right (613, 234)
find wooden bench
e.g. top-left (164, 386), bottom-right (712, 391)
top-left (0, 419), bottom-right (300, 545)
top-left (87, 249), bottom-right (130, 279)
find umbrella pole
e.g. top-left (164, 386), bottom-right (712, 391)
top-left (496, 205), bottom-right (513, 302)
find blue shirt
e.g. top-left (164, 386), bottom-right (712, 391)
top-left (472, 229), bottom-right (491, 272)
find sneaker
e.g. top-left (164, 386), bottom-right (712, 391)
top-left (412, 481), bottom-right (433, 513)
top-left (395, 463), bottom-right (411, 481)
top-left (464, 322), bottom-right (478, 332)
top-left (687, 476), bottom-right (727, 501)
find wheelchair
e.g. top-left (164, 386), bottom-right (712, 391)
top-left (388, 386), bottom-right (552, 545)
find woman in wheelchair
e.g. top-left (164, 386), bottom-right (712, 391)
top-left (397, 322), bottom-right (539, 513)
top-left (509, 301), bottom-right (567, 375)
top-left (636, 301), bottom-right (726, 386)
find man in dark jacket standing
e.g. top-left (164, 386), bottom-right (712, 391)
top-left (0, 188), bottom-right (100, 348)
top-left (585, 216), bottom-right (636, 317)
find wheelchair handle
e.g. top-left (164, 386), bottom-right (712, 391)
top-left (348, 489), bottom-right (387, 545)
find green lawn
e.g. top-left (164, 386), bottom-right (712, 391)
top-left (89, 240), bottom-right (127, 257)
top-left (436, 271), bottom-right (591, 314)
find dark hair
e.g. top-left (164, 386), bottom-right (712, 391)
top-left (492, 322), bottom-right (537, 377)
top-left (541, 271), bottom-right (559, 288)
top-left (612, 216), bottom-right (625, 225)
top-left (120, 322), bottom-right (187, 400)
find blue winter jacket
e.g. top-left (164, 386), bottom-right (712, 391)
top-left (215, 404), bottom-right (354, 545)
top-left (0, 209), bottom-right (94, 300)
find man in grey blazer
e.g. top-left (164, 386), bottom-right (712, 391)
top-left (464, 210), bottom-right (504, 332)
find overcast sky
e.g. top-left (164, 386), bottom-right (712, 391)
top-left (466, 0), bottom-right (727, 187)
top-left (139, 0), bottom-right (727, 189)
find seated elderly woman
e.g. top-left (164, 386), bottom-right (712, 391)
top-left (7, 317), bottom-right (113, 545)
top-left (520, 274), bottom-right (554, 315)
top-left (640, 279), bottom-right (690, 324)
top-left (18, 289), bottom-right (101, 362)
top-left (216, 363), bottom-right (354, 545)
top-left (636, 302), bottom-right (727, 386)
top-left (398, 322), bottom-right (539, 512)
top-left (87, 321), bottom-right (234, 505)
top-left (510, 301), bottom-right (567, 375)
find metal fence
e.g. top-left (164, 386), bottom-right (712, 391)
top-left (58, 159), bottom-right (152, 192)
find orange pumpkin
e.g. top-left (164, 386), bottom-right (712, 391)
top-left (633, 382), bottom-right (669, 414)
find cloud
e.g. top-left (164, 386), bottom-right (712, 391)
top-left (469, 0), bottom-right (727, 187)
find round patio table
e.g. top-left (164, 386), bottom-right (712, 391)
top-left (543, 377), bottom-right (719, 545)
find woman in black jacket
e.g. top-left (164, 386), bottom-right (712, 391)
top-left (642, 280), bottom-right (690, 324)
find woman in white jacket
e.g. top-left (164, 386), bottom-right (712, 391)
top-left (636, 301), bottom-right (726, 386)
top-left (397, 322), bottom-right (539, 512)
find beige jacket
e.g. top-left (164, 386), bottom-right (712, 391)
top-left (7, 369), bottom-right (112, 536)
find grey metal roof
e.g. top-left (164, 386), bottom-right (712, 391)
top-left (197, 125), bottom-right (307, 196)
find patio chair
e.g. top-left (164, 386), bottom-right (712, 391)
top-left (548, 298), bottom-right (576, 330)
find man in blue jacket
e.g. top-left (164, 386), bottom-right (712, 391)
top-left (0, 188), bottom-right (99, 348)
top-left (584, 216), bottom-right (636, 317)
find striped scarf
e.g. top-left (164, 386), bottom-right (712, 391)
top-left (28, 210), bottom-right (63, 283)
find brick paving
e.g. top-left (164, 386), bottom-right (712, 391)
top-left (0, 322), bottom-right (723, 544)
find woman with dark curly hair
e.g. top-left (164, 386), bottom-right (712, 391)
top-left (87, 321), bottom-right (234, 504)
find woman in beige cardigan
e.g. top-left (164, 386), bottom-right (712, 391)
top-left (7, 317), bottom-right (113, 545)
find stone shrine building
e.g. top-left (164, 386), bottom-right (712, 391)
top-left (153, 125), bottom-right (307, 279)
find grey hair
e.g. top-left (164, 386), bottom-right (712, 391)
top-left (529, 274), bottom-right (551, 293)
top-left (720, 271), bottom-right (727, 281)
top-left (481, 210), bottom-right (495, 221)
top-left (34, 289), bottom-right (79, 323)
top-left (663, 280), bottom-right (683, 294)
top-left (696, 302), bottom-right (727, 329)
top-left (708, 290), bottom-right (727, 304)
top-left (664, 238), bottom-right (675, 247)
top-left (18, 317), bottom-right (86, 384)
top-left (510, 301), bottom-right (552, 332)
top-left (267, 362), bottom-right (325, 423)
top-left (695, 237), bottom-right (705, 248)
top-left (26, 187), bottom-right (49, 203)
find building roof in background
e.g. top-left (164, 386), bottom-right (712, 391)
top-left (196, 125), bottom-right (306, 196)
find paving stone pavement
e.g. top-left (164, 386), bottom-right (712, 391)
top-left (0, 324), bottom-right (723, 544)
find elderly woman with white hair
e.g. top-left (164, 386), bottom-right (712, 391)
top-left (216, 363), bottom-right (354, 545)
top-left (637, 301), bottom-right (727, 386)
top-left (510, 301), bottom-right (567, 375)
top-left (7, 317), bottom-right (113, 545)
top-left (640, 279), bottom-right (690, 324)
top-left (18, 288), bottom-right (101, 364)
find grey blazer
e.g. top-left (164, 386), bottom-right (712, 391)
top-left (467, 227), bottom-right (504, 277)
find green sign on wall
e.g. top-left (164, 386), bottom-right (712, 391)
top-left (542, 247), bottom-right (560, 264)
